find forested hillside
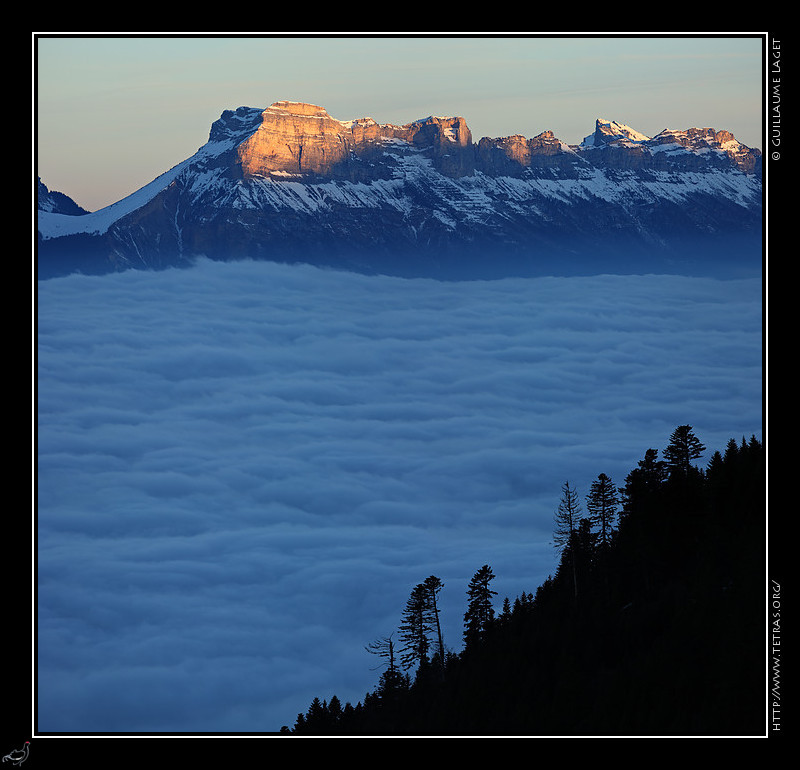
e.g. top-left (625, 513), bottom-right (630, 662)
top-left (284, 426), bottom-right (765, 736)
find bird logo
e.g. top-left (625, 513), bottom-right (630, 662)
top-left (2, 742), bottom-right (29, 766)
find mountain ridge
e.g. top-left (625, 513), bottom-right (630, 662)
top-left (36, 100), bottom-right (763, 280)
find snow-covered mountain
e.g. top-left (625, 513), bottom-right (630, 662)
top-left (37, 177), bottom-right (89, 217)
top-left (37, 101), bottom-right (763, 280)
top-left (580, 118), bottom-right (653, 147)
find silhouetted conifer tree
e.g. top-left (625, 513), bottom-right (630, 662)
top-left (553, 481), bottom-right (582, 600)
top-left (463, 565), bottom-right (497, 649)
top-left (555, 517), bottom-right (597, 606)
top-left (615, 448), bottom-right (670, 598)
top-left (422, 575), bottom-right (446, 668)
top-left (663, 425), bottom-right (706, 480)
top-left (499, 596), bottom-right (512, 625)
top-left (327, 695), bottom-right (343, 729)
top-left (619, 448), bottom-right (668, 520)
top-left (586, 473), bottom-right (618, 548)
top-left (399, 582), bottom-right (433, 670)
top-left (303, 697), bottom-right (328, 733)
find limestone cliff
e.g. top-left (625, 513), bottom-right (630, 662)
top-left (235, 101), bottom-right (473, 181)
top-left (578, 118), bottom-right (762, 174)
top-left (237, 101), bottom-right (351, 178)
top-left (648, 127), bottom-right (762, 174)
top-left (232, 102), bottom-right (762, 182)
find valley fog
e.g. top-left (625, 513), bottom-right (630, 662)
top-left (36, 257), bottom-right (763, 733)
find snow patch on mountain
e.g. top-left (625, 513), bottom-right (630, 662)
top-left (197, 163), bottom-right (760, 219)
top-left (581, 119), bottom-right (651, 148)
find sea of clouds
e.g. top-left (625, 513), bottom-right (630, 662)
top-left (36, 257), bottom-right (763, 733)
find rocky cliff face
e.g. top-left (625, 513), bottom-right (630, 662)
top-left (237, 101), bottom-right (355, 178)
top-left (233, 101), bottom-right (474, 181)
top-left (578, 119), bottom-right (762, 175)
top-left (37, 101), bottom-right (763, 281)
top-left (647, 126), bottom-right (762, 174)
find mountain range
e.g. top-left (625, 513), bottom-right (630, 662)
top-left (36, 100), bottom-right (763, 280)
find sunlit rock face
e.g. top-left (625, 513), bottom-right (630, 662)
top-left (237, 101), bottom-right (352, 177)
top-left (235, 101), bottom-right (474, 181)
top-left (475, 130), bottom-right (580, 176)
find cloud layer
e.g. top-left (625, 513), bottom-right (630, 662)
top-left (36, 258), bottom-right (762, 732)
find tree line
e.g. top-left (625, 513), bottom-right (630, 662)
top-left (283, 425), bottom-right (765, 736)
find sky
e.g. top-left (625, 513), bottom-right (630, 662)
top-left (35, 33), bottom-right (765, 212)
top-left (36, 259), bottom-right (763, 735)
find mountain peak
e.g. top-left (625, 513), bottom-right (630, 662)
top-left (37, 177), bottom-right (89, 216)
top-left (582, 118), bottom-right (651, 148)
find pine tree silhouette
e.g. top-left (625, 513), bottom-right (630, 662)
top-left (463, 565), bottom-right (497, 649)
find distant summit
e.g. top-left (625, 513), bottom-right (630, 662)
top-left (578, 118), bottom-right (761, 174)
top-left (581, 119), bottom-right (652, 147)
top-left (37, 100), bottom-right (762, 280)
top-left (37, 177), bottom-right (89, 216)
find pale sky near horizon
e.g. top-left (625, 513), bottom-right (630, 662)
top-left (35, 33), bottom-right (765, 212)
